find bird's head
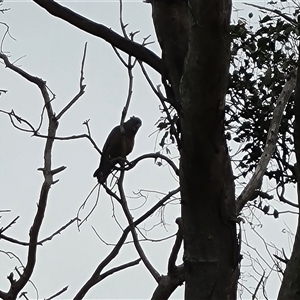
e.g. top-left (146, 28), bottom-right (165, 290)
top-left (129, 116), bottom-right (142, 132)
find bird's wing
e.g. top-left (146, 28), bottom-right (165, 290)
top-left (102, 125), bottom-right (120, 155)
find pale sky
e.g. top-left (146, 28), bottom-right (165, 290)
top-left (0, 1), bottom-right (298, 299)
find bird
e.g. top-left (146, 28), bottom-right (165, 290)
top-left (93, 116), bottom-right (142, 183)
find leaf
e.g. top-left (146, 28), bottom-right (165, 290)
top-left (260, 15), bottom-right (272, 24)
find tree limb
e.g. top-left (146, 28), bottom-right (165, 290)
top-left (236, 69), bottom-right (297, 213)
top-left (0, 52), bottom-right (58, 299)
top-left (168, 218), bottom-right (183, 275)
top-left (32, 0), bottom-right (162, 74)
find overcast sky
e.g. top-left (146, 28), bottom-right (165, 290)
top-left (0, 1), bottom-right (298, 299)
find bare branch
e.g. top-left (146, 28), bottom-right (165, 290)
top-left (117, 164), bottom-right (161, 282)
top-left (38, 218), bottom-right (78, 245)
top-left (274, 254), bottom-right (289, 264)
top-left (0, 53), bottom-right (47, 88)
top-left (0, 52), bottom-right (59, 298)
top-left (168, 217), bottom-right (183, 274)
top-left (97, 258), bottom-right (141, 283)
top-left (236, 69), bottom-right (297, 213)
top-left (0, 21), bottom-right (16, 52)
top-left (32, 0), bottom-right (162, 74)
top-left (111, 45), bottom-right (128, 68)
top-left (0, 109), bottom-right (36, 133)
top-left (77, 183), bottom-right (100, 228)
top-left (0, 218), bottom-right (78, 246)
top-left (74, 188), bottom-right (179, 299)
top-left (128, 153), bottom-right (179, 176)
top-left (34, 132), bottom-right (102, 155)
top-left (56, 42), bottom-right (87, 120)
top-left (252, 270), bottom-right (265, 300)
top-left (243, 2), bottom-right (297, 26)
top-left (0, 216), bottom-right (19, 234)
top-left (44, 286), bottom-right (68, 300)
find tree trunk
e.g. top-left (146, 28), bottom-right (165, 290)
top-left (277, 44), bottom-right (300, 300)
top-left (152, 0), bottom-right (238, 299)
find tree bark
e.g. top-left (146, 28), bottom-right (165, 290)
top-left (151, 0), bottom-right (238, 298)
top-left (277, 47), bottom-right (300, 300)
top-left (179, 1), bottom-right (238, 299)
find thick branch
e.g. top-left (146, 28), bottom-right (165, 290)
top-left (236, 69), bottom-right (297, 213)
top-left (32, 0), bottom-right (162, 74)
top-left (151, 265), bottom-right (185, 300)
top-left (0, 53), bottom-right (58, 299)
top-left (150, 218), bottom-right (185, 300)
top-left (167, 218), bottom-right (183, 274)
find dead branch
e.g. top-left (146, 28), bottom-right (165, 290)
top-left (77, 184), bottom-right (100, 229)
top-left (118, 162), bottom-right (161, 282)
top-left (34, 132), bottom-right (102, 155)
top-left (44, 286), bottom-right (68, 300)
top-left (0, 21), bottom-right (16, 52)
top-left (252, 270), bottom-right (265, 300)
top-left (56, 42), bottom-right (87, 120)
top-left (274, 254), bottom-right (289, 264)
top-left (32, 0), bottom-right (162, 74)
top-left (0, 216), bottom-right (19, 234)
top-left (74, 187), bottom-right (179, 299)
top-left (0, 52), bottom-right (61, 299)
top-left (1, 218), bottom-right (78, 247)
top-left (0, 109), bottom-right (36, 133)
top-left (38, 217), bottom-right (78, 244)
top-left (243, 2), bottom-right (297, 26)
top-left (168, 217), bottom-right (183, 274)
top-left (236, 69), bottom-right (297, 213)
top-left (127, 153), bottom-right (179, 175)
top-left (97, 258), bottom-right (141, 282)
top-left (92, 225), bottom-right (176, 246)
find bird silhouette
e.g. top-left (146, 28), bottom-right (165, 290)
top-left (93, 116), bottom-right (142, 183)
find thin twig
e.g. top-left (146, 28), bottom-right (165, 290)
top-left (243, 2), bottom-right (296, 26)
top-left (97, 258), bottom-right (141, 283)
top-left (44, 286), bottom-right (68, 300)
top-left (56, 42), bottom-right (87, 120)
top-left (118, 163), bottom-right (161, 282)
top-left (77, 183), bottom-right (100, 229)
top-left (0, 216), bottom-right (19, 234)
top-left (1, 218), bottom-right (78, 246)
top-left (74, 187), bottom-right (179, 299)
